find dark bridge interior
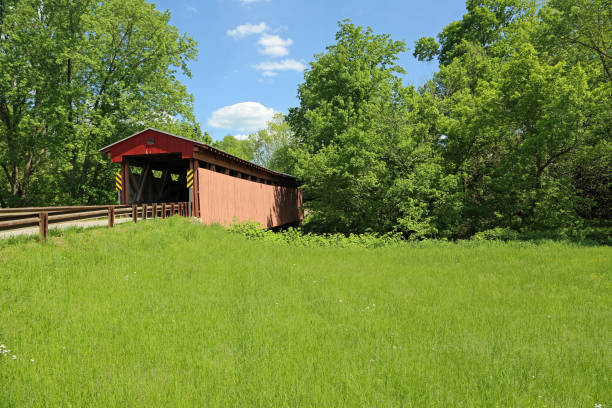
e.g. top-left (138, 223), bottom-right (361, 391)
top-left (124, 154), bottom-right (189, 204)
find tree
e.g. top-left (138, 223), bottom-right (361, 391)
top-left (210, 114), bottom-right (296, 173)
top-left (288, 21), bottom-right (448, 236)
top-left (414, 0), bottom-right (537, 65)
top-left (0, 0), bottom-right (67, 206)
top-left (248, 113), bottom-right (294, 172)
top-left (0, 0), bottom-right (198, 206)
top-left (418, 0), bottom-right (610, 235)
top-left (289, 2), bottom-right (610, 238)
top-left (212, 135), bottom-right (254, 161)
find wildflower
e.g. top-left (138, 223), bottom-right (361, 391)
top-left (594, 404), bottom-right (602, 408)
top-left (0, 344), bottom-right (5, 348)
top-left (339, 299), bottom-right (343, 303)
top-left (12, 355), bottom-right (16, 359)
top-left (30, 359), bottom-right (35, 362)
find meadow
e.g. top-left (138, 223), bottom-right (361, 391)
top-left (0, 217), bottom-right (610, 407)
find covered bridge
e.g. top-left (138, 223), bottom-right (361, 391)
top-left (99, 128), bottom-right (302, 228)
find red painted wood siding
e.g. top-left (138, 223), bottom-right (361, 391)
top-left (198, 168), bottom-right (301, 228)
top-left (106, 129), bottom-right (194, 163)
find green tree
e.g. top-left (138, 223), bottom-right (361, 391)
top-left (247, 113), bottom-right (294, 172)
top-left (414, 0), bottom-right (536, 65)
top-left (212, 135), bottom-right (254, 161)
top-left (0, 0), bottom-right (198, 206)
top-left (288, 21), bottom-right (448, 236)
top-left (210, 114), bottom-right (297, 173)
top-left (418, 0), bottom-right (610, 235)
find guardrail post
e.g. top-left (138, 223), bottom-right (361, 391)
top-left (152, 203), bottom-right (157, 219)
top-left (39, 212), bottom-right (48, 242)
top-left (171, 203), bottom-right (175, 216)
top-left (132, 205), bottom-right (137, 223)
top-left (162, 203), bottom-right (166, 219)
top-left (143, 203), bottom-right (148, 220)
top-left (108, 206), bottom-right (115, 228)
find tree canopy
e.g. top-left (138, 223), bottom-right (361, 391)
top-left (287, 2), bottom-right (610, 239)
top-left (0, 0), bottom-right (201, 206)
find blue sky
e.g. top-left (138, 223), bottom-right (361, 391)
top-left (148, 0), bottom-right (467, 141)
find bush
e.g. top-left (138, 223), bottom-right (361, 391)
top-left (228, 220), bottom-right (404, 248)
top-left (229, 220), bottom-right (611, 247)
top-left (471, 227), bottom-right (520, 241)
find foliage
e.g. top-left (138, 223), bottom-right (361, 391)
top-left (229, 218), bottom-right (611, 246)
top-left (228, 219), bottom-right (404, 248)
top-left (1, 218), bottom-right (610, 406)
top-left (212, 134), bottom-right (254, 161)
top-left (211, 113), bottom-right (296, 174)
top-left (212, 113), bottom-right (293, 173)
top-left (0, 0), bottom-right (199, 206)
top-left (248, 113), bottom-right (295, 173)
top-left (288, 3), bottom-right (611, 239)
top-left (471, 227), bottom-right (520, 241)
top-left (287, 21), bottom-right (451, 237)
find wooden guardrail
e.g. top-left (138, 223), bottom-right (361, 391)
top-left (0, 202), bottom-right (191, 242)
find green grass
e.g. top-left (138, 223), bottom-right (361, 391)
top-left (1, 217), bottom-right (610, 407)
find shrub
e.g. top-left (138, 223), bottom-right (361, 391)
top-left (471, 227), bottom-right (520, 241)
top-left (228, 220), bottom-right (404, 248)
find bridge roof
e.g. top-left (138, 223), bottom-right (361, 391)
top-left (99, 128), bottom-right (296, 180)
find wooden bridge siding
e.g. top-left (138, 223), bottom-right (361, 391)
top-left (197, 167), bottom-right (300, 228)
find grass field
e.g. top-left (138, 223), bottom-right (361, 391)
top-left (1, 217), bottom-right (610, 407)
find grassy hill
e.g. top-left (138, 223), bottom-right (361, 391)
top-left (1, 217), bottom-right (610, 407)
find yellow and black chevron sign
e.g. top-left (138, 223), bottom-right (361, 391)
top-left (186, 169), bottom-right (194, 189)
top-left (115, 170), bottom-right (122, 191)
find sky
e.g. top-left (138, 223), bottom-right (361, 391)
top-left (148, 0), bottom-right (467, 141)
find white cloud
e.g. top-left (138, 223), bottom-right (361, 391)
top-left (235, 134), bottom-right (250, 140)
top-left (227, 22), bottom-right (269, 38)
top-left (261, 71), bottom-right (278, 77)
top-left (185, 5), bottom-right (197, 12)
top-left (208, 102), bottom-right (275, 132)
top-left (253, 59), bottom-right (306, 72)
top-left (258, 34), bottom-right (293, 57)
top-left (242, 0), bottom-right (270, 4)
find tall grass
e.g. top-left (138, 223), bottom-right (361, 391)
top-left (1, 217), bottom-right (610, 406)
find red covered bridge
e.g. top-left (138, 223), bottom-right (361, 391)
top-left (99, 128), bottom-right (302, 228)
